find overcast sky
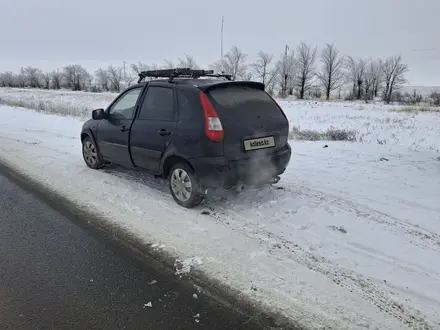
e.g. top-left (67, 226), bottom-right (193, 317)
top-left (1, 0), bottom-right (439, 86)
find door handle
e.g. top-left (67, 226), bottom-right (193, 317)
top-left (158, 129), bottom-right (171, 137)
top-left (121, 125), bottom-right (129, 132)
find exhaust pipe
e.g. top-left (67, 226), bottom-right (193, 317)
top-left (235, 181), bottom-right (245, 193)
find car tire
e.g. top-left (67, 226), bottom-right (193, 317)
top-left (82, 136), bottom-right (103, 169)
top-left (169, 162), bottom-right (204, 208)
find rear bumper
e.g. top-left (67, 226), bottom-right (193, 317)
top-left (190, 144), bottom-right (292, 188)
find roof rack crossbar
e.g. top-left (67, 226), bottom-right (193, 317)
top-left (137, 68), bottom-right (233, 83)
top-left (204, 73), bottom-right (233, 81)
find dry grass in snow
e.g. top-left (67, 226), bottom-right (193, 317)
top-left (0, 87), bottom-right (115, 118)
top-left (280, 100), bottom-right (440, 151)
top-left (0, 87), bottom-right (439, 151)
top-left (392, 105), bottom-right (440, 113)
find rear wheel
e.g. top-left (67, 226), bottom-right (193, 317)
top-left (82, 136), bottom-right (103, 169)
top-left (169, 162), bottom-right (204, 208)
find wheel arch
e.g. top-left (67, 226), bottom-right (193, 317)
top-left (161, 155), bottom-right (195, 179)
top-left (81, 130), bottom-right (100, 152)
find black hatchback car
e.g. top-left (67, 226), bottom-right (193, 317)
top-left (81, 68), bottom-right (291, 208)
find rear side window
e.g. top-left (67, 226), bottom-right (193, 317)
top-left (139, 86), bottom-right (174, 121)
top-left (177, 87), bottom-right (204, 120)
top-left (208, 86), bottom-right (284, 121)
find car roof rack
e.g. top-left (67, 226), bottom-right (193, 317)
top-left (137, 68), bottom-right (233, 83)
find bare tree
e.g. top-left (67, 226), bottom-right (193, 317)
top-left (23, 67), bottom-right (42, 88)
top-left (251, 51), bottom-right (274, 87)
top-left (178, 55), bottom-right (198, 69)
top-left (345, 56), bottom-right (356, 98)
top-left (42, 72), bottom-right (51, 89)
top-left (95, 68), bottom-right (109, 91)
top-left (17, 68), bottom-right (26, 88)
top-left (287, 65), bottom-right (298, 95)
top-left (317, 43), bottom-right (344, 100)
top-left (0, 71), bottom-right (15, 87)
top-left (266, 71), bottom-right (278, 96)
top-left (131, 62), bottom-right (158, 82)
top-left (355, 59), bottom-right (365, 100)
top-left (131, 62), bottom-right (150, 75)
top-left (265, 67), bottom-right (279, 93)
top-left (51, 70), bottom-right (62, 89)
top-left (63, 64), bottom-right (88, 91)
top-left (122, 70), bottom-right (134, 88)
top-left (362, 59), bottom-right (383, 102)
top-left (275, 48), bottom-right (295, 97)
top-left (83, 71), bottom-right (93, 91)
top-left (238, 70), bottom-right (253, 81)
top-left (163, 59), bottom-right (174, 69)
top-left (370, 59), bottom-right (383, 97)
top-left (107, 65), bottom-right (123, 92)
top-left (362, 60), bottom-right (374, 103)
top-left (382, 55), bottom-right (408, 104)
top-left (345, 57), bottom-right (365, 99)
top-left (211, 46), bottom-right (247, 80)
top-left (295, 42), bottom-right (317, 99)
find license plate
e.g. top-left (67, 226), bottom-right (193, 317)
top-left (243, 136), bottom-right (276, 151)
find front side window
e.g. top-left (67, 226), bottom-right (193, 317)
top-left (109, 87), bottom-right (142, 119)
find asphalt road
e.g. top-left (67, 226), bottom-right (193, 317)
top-left (0, 172), bottom-right (283, 330)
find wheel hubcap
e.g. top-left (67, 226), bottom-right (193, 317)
top-left (171, 169), bottom-right (192, 202)
top-left (83, 141), bottom-right (98, 166)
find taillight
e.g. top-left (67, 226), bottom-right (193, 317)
top-left (199, 91), bottom-right (224, 142)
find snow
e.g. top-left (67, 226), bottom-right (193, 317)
top-left (1, 87), bottom-right (438, 151)
top-left (279, 100), bottom-right (440, 152)
top-left (175, 257), bottom-right (204, 275)
top-left (0, 87), bottom-right (115, 117)
top-left (0, 92), bottom-right (440, 329)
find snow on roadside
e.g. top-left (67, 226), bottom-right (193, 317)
top-left (0, 87), bottom-right (115, 118)
top-left (1, 104), bottom-right (440, 329)
top-left (279, 100), bottom-right (440, 152)
top-left (1, 87), bottom-right (439, 152)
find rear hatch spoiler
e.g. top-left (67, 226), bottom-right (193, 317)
top-left (196, 81), bottom-right (265, 93)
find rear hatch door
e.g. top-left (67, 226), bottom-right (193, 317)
top-left (203, 82), bottom-right (289, 161)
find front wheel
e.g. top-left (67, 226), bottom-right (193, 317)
top-left (169, 163), bottom-right (204, 208)
top-left (82, 136), bottom-right (103, 169)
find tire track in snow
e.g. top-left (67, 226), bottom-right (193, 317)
top-left (126, 160), bottom-right (440, 254)
top-left (87, 167), bottom-right (437, 329)
top-left (290, 183), bottom-right (440, 253)
top-left (204, 186), bottom-right (436, 330)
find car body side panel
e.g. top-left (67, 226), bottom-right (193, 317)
top-left (97, 118), bottom-right (134, 166)
top-left (94, 85), bottom-right (147, 167)
top-left (130, 119), bottom-right (178, 172)
top-left (171, 86), bottom-right (223, 159)
top-left (129, 82), bottom-right (178, 173)
top-left (81, 121), bottom-right (103, 154)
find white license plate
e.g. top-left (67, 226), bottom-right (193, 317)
top-left (243, 136), bottom-right (276, 151)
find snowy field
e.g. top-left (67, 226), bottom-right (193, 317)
top-left (0, 87), bottom-right (116, 117)
top-left (0, 88), bottom-right (440, 329)
top-left (1, 87), bottom-right (439, 152)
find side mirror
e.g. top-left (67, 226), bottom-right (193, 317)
top-left (92, 108), bottom-right (105, 120)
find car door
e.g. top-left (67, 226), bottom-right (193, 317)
top-left (97, 86), bottom-right (143, 167)
top-left (130, 84), bottom-right (177, 172)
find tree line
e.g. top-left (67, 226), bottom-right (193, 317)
top-left (0, 42), bottom-right (410, 104)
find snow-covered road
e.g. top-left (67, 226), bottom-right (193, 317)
top-left (1, 104), bottom-right (439, 330)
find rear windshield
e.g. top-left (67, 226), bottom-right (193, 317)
top-left (208, 86), bottom-right (284, 121)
